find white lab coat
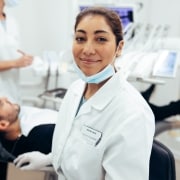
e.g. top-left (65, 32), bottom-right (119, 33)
top-left (52, 70), bottom-right (155, 180)
top-left (0, 12), bottom-right (21, 103)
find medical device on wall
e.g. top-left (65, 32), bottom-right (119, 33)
top-left (152, 50), bottom-right (179, 78)
top-left (78, 3), bottom-right (137, 33)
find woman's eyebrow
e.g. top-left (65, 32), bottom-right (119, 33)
top-left (75, 29), bottom-right (109, 34)
top-left (94, 30), bottom-right (108, 34)
top-left (75, 29), bottom-right (86, 34)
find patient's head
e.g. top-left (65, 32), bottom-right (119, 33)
top-left (0, 97), bottom-right (20, 131)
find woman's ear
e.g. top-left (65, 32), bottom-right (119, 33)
top-left (116, 40), bottom-right (124, 57)
top-left (0, 120), bottom-right (10, 131)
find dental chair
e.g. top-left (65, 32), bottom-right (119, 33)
top-left (149, 139), bottom-right (176, 180)
top-left (153, 119), bottom-right (180, 180)
top-left (36, 138), bottom-right (177, 180)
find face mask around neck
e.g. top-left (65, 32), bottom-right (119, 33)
top-left (73, 62), bottom-right (116, 84)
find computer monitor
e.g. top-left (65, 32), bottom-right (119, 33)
top-left (79, 5), bottom-right (135, 32)
top-left (152, 50), bottom-right (179, 78)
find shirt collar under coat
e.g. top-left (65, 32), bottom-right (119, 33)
top-left (73, 70), bottom-right (125, 117)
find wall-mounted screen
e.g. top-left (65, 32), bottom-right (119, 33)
top-left (79, 5), bottom-right (134, 31)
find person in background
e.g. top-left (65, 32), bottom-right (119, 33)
top-left (0, 97), bottom-right (57, 179)
top-left (0, 0), bottom-right (33, 104)
top-left (0, 97), bottom-right (57, 156)
top-left (14, 7), bottom-right (155, 180)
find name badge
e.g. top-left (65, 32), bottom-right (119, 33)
top-left (81, 125), bottom-right (102, 146)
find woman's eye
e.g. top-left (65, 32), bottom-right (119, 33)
top-left (97, 37), bottom-right (107, 43)
top-left (75, 37), bottom-right (85, 43)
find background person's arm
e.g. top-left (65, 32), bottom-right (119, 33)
top-left (0, 50), bottom-right (33, 71)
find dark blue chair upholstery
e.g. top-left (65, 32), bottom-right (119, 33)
top-left (149, 139), bottom-right (176, 180)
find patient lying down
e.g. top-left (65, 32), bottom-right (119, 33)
top-left (0, 97), bottom-right (57, 161)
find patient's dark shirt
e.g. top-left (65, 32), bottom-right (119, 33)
top-left (1, 124), bottom-right (55, 157)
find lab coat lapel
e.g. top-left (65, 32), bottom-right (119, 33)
top-left (63, 80), bottom-right (86, 132)
top-left (53, 80), bottom-right (86, 167)
top-left (77, 73), bottom-right (121, 117)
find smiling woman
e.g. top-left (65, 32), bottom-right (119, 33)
top-left (72, 7), bottom-right (124, 94)
top-left (50, 7), bottom-right (155, 180)
top-left (13, 7), bottom-right (155, 180)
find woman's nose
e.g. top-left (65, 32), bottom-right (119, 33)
top-left (82, 42), bottom-right (96, 55)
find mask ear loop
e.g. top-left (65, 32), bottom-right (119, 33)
top-left (115, 40), bottom-right (124, 58)
top-left (113, 41), bottom-right (124, 72)
top-left (111, 46), bottom-right (120, 65)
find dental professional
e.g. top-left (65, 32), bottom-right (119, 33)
top-left (14, 7), bottom-right (155, 180)
top-left (0, 0), bottom-right (33, 103)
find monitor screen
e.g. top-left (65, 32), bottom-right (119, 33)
top-left (79, 6), bottom-right (134, 31)
top-left (152, 51), bottom-right (178, 78)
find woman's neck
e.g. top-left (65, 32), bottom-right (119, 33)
top-left (84, 79), bottom-right (108, 99)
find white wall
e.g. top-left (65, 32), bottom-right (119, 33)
top-left (8, 0), bottom-right (75, 55)
top-left (7, 0), bottom-right (180, 56)
top-left (147, 0), bottom-right (180, 37)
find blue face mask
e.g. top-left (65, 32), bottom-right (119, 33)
top-left (5, 0), bottom-right (19, 7)
top-left (73, 61), bottom-right (116, 84)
